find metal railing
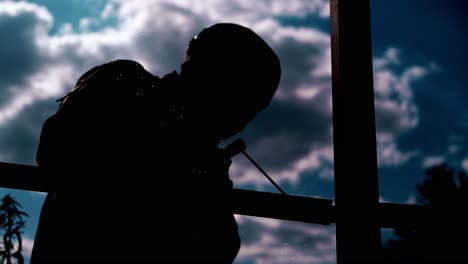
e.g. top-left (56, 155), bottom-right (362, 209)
top-left (0, 161), bottom-right (431, 230)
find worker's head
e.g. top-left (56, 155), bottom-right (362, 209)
top-left (179, 23), bottom-right (281, 141)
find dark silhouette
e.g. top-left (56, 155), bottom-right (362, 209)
top-left (381, 164), bottom-right (468, 263)
top-left (30, 23), bottom-right (281, 263)
top-left (0, 194), bottom-right (28, 264)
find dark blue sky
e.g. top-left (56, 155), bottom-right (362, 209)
top-left (0, 1), bottom-right (466, 263)
top-left (371, 0), bottom-right (468, 203)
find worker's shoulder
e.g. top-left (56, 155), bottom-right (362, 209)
top-left (99, 59), bottom-right (154, 76)
top-left (73, 59), bottom-right (159, 89)
top-left (103, 59), bottom-right (145, 69)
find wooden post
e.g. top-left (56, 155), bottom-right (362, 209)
top-left (330, 0), bottom-right (382, 263)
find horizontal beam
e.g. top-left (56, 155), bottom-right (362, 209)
top-left (0, 162), bottom-right (48, 193)
top-left (232, 189), bottom-right (333, 225)
top-left (0, 162), bottom-right (432, 228)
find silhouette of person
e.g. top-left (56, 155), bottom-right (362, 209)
top-left (30, 23), bottom-right (281, 263)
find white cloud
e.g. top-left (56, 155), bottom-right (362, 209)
top-left (1, 0), bottom-right (333, 127)
top-left (377, 134), bottom-right (419, 167)
top-left (23, 237), bottom-right (35, 257)
top-left (422, 155), bottom-right (446, 169)
top-left (79, 17), bottom-right (93, 32)
top-left (101, 2), bottom-right (118, 19)
top-left (13, 236), bottom-right (34, 258)
top-left (0, 2), bottom-right (53, 94)
top-left (234, 215), bottom-right (336, 264)
top-left (0, 65), bottom-right (76, 125)
top-left (232, 144), bottom-right (334, 188)
top-left (373, 48), bottom-right (435, 167)
top-left (448, 145), bottom-right (461, 154)
top-left (232, 45), bottom-right (433, 187)
top-left (405, 194), bottom-right (418, 205)
top-left (113, 0), bottom-right (330, 23)
top-left (373, 49), bottom-right (425, 136)
top-left (379, 196), bottom-right (389, 203)
top-left (0, 64), bottom-right (76, 124)
top-left (0, 0), bottom-right (436, 186)
top-left (462, 157), bottom-right (468, 172)
top-left (57, 22), bottom-right (73, 35)
top-left (373, 47), bottom-right (400, 69)
top-left (0, 1), bottom-right (52, 25)
top-left (30, 191), bottom-right (47, 197)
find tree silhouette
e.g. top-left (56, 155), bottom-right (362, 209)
top-left (382, 163), bottom-right (468, 263)
top-left (0, 194), bottom-right (28, 264)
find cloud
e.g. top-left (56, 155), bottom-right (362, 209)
top-left (115, 0), bottom-right (330, 23)
top-left (0, 99), bottom-right (58, 165)
top-left (461, 157), bottom-right (468, 172)
top-left (422, 155), bottom-right (446, 169)
top-left (0, 0), bottom-right (436, 179)
top-left (417, 145), bottom-right (466, 173)
top-left (448, 145), bottom-right (462, 154)
top-left (22, 237), bottom-right (35, 257)
top-left (234, 215), bottom-right (336, 264)
top-left (13, 236), bottom-right (35, 258)
top-left (404, 194), bottom-right (418, 205)
top-left (0, 1), bottom-right (52, 108)
top-left (373, 48), bottom-right (436, 167)
top-left (0, 63), bottom-right (76, 125)
top-left (0, 0), bottom-right (336, 167)
top-left (373, 48), bottom-right (421, 137)
top-left (377, 134), bottom-right (419, 167)
top-left (232, 46), bottom-right (434, 187)
top-left (231, 145), bottom-right (334, 189)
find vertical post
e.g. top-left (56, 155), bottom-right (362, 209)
top-left (330, 0), bottom-right (381, 263)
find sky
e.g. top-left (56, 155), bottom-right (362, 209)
top-left (0, 0), bottom-right (466, 263)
